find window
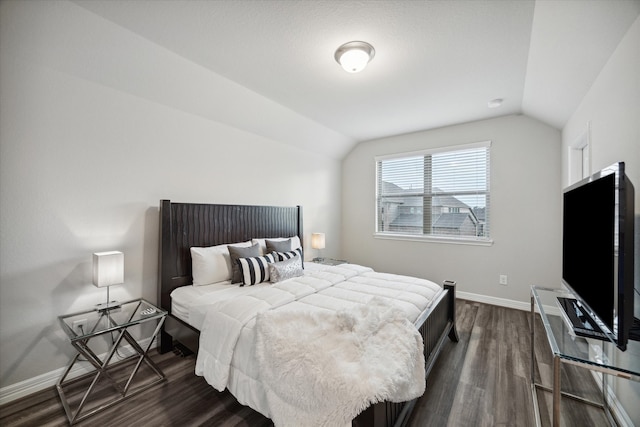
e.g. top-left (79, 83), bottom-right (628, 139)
top-left (376, 141), bottom-right (491, 244)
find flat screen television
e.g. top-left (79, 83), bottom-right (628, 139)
top-left (562, 161), bottom-right (637, 351)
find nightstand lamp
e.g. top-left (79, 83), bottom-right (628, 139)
top-left (311, 233), bottom-right (325, 262)
top-left (92, 251), bottom-right (124, 311)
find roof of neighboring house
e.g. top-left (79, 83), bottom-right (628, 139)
top-left (433, 213), bottom-right (477, 229)
top-left (389, 212), bottom-right (478, 229)
top-left (381, 181), bottom-right (405, 193)
top-left (473, 207), bottom-right (486, 221)
top-left (434, 194), bottom-right (469, 209)
top-left (389, 213), bottom-right (423, 228)
top-left (388, 193), bottom-right (471, 209)
top-left (379, 181), bottom-right (410, 205)
top-left (381, 183), bottom-right (472, 209)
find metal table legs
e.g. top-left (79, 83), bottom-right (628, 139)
top-left (56, 313), bottom-right (166, 425)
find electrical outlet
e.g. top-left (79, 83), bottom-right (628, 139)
top-left (499, 275), bottom-right (508, 286)
top-left (72, 319), bottom-right (88, 335)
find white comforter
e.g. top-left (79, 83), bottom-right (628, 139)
top-left (194, 264), bottom-right (443, 424)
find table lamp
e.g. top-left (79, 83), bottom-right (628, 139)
top-left (311, 233), bottom-right (325, 262)
top-left (93, 251), bottom-right (124, 311)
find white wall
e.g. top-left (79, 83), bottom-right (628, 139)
top-left (342, 114), bottom-right (562, 305)
top-left (562, 16), bottom-right (640, 426)
top-left (0, 1), bottom-right (343, 391)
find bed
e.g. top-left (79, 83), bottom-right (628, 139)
top-left (157, 200), bottom-right (458, 427)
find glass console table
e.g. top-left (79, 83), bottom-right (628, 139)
top-left (530, 286), bottom-right (640, 426)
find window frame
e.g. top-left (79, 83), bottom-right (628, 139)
top-left (374, 141), bottom-right (493, 246)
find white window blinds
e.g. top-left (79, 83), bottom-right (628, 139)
top-left (376, 141), bottom-right (491, 242)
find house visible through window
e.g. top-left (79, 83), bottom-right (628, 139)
top-left (376, 141), bottom-right (491, 243)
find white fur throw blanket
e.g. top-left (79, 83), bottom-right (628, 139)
top-left (254, 298), bottom-right (426, 427)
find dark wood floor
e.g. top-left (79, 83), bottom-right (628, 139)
top-left (408, 300), bottom-right (608, 427)
top-left (0, 301), bottom-right (609, 427)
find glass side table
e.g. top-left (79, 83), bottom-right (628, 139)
top-left (530, 286), bottom-right (640, 426)
top-left (57, 298), bottom-right (167, 424)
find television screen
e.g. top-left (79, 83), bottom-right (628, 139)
top-left (562, 172), bottom-right (615, 328)
top-left (561, 161), bottom-right (635, 351)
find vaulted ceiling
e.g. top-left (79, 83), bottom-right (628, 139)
top-left (74, 0), bottom-right (640, 156)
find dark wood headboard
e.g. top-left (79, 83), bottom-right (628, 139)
top-left (158, 200), bottom-right (303, 313)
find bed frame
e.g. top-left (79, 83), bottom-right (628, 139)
top-left (157, 199), bottom-right (458, 427)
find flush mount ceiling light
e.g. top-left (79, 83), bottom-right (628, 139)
top-left (334, 41), bottom-right (375, 73)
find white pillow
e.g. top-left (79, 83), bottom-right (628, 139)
top-left (191, 241), bottom-right (252, 286)
top-left (252, 236), bottom-right (301, 255)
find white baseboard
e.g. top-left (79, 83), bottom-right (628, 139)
top-left (456, 290), bottom-right (561, 316)
top-left (0, 338), bottom-right (155, 406)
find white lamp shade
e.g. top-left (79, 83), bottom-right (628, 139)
top-left (93, 251), bottom-right (124, 288)
top-left (311, 233), bottom-right (326, 250)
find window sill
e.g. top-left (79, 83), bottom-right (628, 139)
top-left (374, 232), bottom-right (494, 247)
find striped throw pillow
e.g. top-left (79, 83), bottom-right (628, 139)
top-left (238, 253), bottom-right (276, 286)
top-left (276, 247), bottom-right (303, 262)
